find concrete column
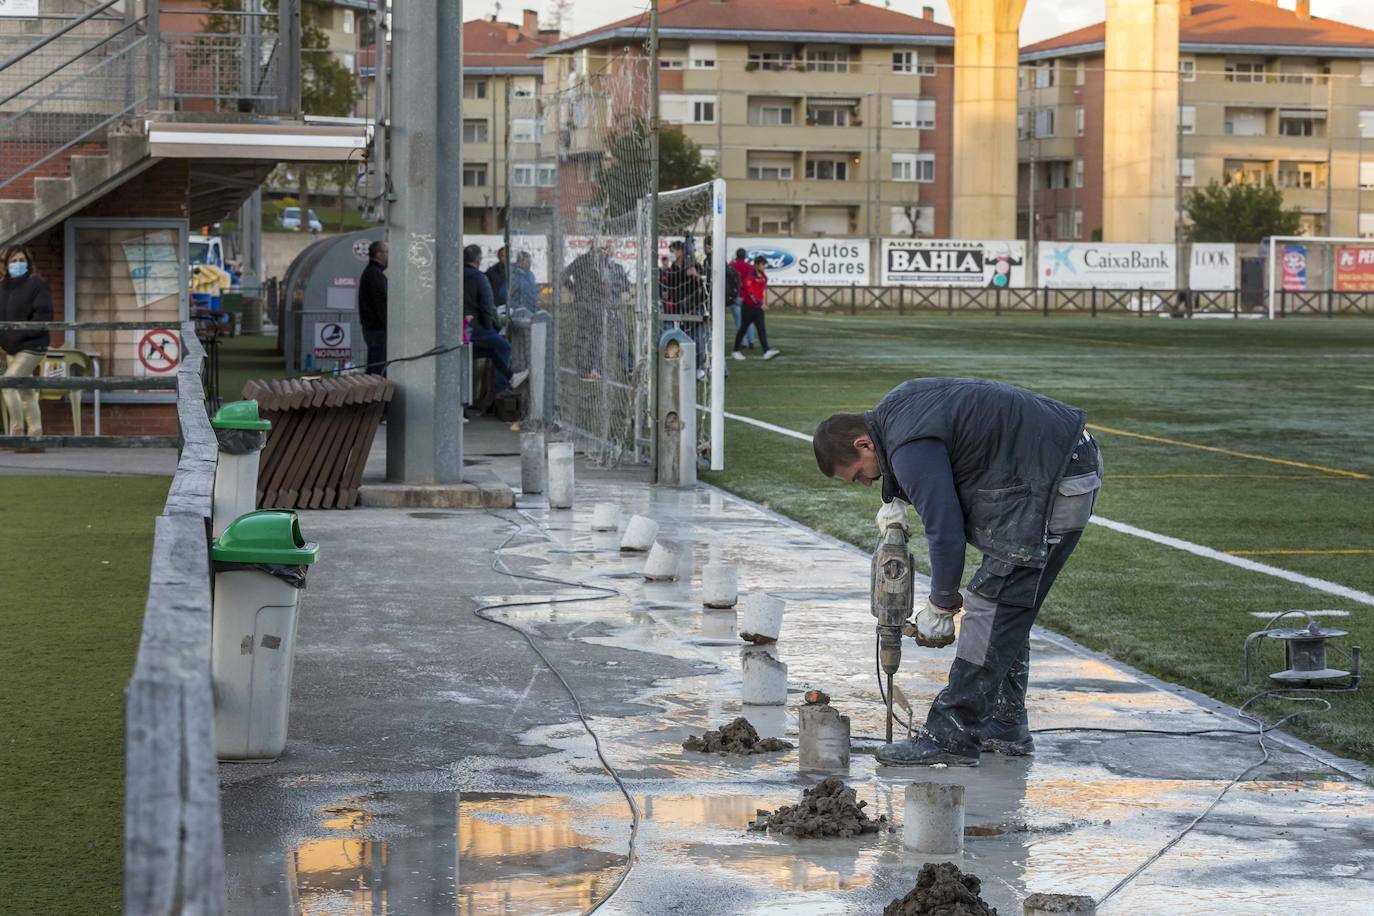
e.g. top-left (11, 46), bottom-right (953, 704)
top-left (1102, 0), bottom-right (1180, 242)
top-left (948, 0), bottom-right (1028, 239)
top-left (386, 0), bottom-right (464, 484)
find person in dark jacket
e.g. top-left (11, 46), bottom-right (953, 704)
top-left (562, 243), bottom-right (612, 380)
top-left (464, 244), bottom-right (524, 395)
top-left (357, 240), bottom-right (388, 375)
top-left (0, 243), bottom-right (53, 448)
top-left (485, 246), bottom-right (508, 309)
top-left (812, 378), bottom-right (1103, 767)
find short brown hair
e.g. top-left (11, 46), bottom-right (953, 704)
top-left (1, 244), bottom-right (38, 281)
top-left (812, 413), bottom-right (869, 477)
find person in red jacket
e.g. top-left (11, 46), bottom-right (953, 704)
top-left (732, 256), bottom-right (780, 361)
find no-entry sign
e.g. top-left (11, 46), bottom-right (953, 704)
top-left (136, 329), bottom-right (181, 375)
top-left (313, 321), bottom-right (352, 360)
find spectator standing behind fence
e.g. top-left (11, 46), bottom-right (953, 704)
top-left (510, 251), bottom-right (540, 313)
top-left (732, 255), bottom-right (780, 362)
top-left (464, 244), bottom-right (526, 399)
top-left (0, 244), bottom-right (53, 451)
top-left (358, 240), bottom-right (388, 375)
top-left (664, 240), bottom-right (709, 379)
top-left (562, 242), bottom-right (611, 380)
top-left (729, 247), bottom-right (758, 351)
top-left (486, 246), bottom-right (508, 311)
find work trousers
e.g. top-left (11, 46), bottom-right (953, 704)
top-left (924, 436), bottom-right (1103, 757)
top-left (733, 303), bottom-right (768, 352)
top-left (1, 349), bottom-right (43, 435)
top-left (469, 328), bottom-right (513, 394)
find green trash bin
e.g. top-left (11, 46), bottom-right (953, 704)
top-left (211, 510), bottom-right (320, 761)
top-left (210, 400), bottom-right (272, 538)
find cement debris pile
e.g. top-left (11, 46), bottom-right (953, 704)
top-left (682, 717), bottom-right (793, 755)
top-left (748, 777), bottom-right (888, 838)
top-left (883, 862), bottom-right (998, 916)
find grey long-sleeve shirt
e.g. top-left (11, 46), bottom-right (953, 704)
top-left (890, 438), bottom-right (965, 609)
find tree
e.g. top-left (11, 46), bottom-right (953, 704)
top-left (595, 120), bottom-right (715, 220)
top-left (1184, 180), bottom-right (1303, 243)
top-left (659, 127), bottom-right (716, 192)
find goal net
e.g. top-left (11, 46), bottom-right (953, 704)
top-left (505, 57), bottom-right (726, 469)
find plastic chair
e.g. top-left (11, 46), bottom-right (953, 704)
top-left (39, 349), bottom-right (93, 436)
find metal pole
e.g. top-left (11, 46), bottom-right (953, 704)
top-left (146, 0), bottom-right (160, 111)
top-left (648, 0), bottom-right (661, 481)
top-left (1267, 236), bottom-right (1277, 320)
top-left (387, 0), bottom-right (464, 483)
top-left (504, 75), bottom-right (513, 272)
top-left (710, 177), bottom-right (725, 471)
top-left (1028, 137), bottom-right (1037, 286)
top-left (279, 0), bottom-right (301, 116)
top-left (1176, 68), bottom-right (1185, 291)
top-left (373, 0), bottom-right (390, 224)
top-left (1325, 72), bottom-right (1335, 288)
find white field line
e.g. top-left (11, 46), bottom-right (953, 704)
top-left (721, 409), bottom-right (1374, 609)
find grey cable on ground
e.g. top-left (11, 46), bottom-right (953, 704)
top-left (474, 511), bottom-right (640, 915)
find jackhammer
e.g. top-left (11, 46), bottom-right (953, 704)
top-left (871, 500), bottom-right (915, 744)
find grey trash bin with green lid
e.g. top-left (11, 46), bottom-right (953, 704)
top-left (210, 400), bottom-right (272, 539)
top-left (211, 510), bottom-right (319, 761)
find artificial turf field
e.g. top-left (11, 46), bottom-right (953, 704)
top-left (700, 312), bottom-right (1374, 765)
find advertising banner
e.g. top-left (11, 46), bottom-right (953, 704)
top-left (467, 233), bottom-right (552, 284)
top-left (880, 239), bottom-right (1025, 288)
top-left (1281, 243), bottom-right (1308, 291)
top-left (1188, 243), bottom-right (1237, 291)
top-left (1335, 246), bottom-right (1374, 292)
top-left (0, 0), bottom-right (39, 18)
top-left (727, 238), bottom-right (870, 287)
top-left (1038, 243), bottom-right (1176, 290)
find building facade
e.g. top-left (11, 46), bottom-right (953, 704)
top-left (1019, 0), bottom-right (1374, 242)
top-left (535, 0), bottom-right (956, 240)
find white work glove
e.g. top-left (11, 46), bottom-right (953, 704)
top-left (912, 598), bottom-right (958, 649)
top-left (875, 499), bottom-right (910, 535)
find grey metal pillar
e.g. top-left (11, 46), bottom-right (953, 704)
top-left (386, 0), bottom-right (463, 484)
top-left (278, 0), bottom-right (302, 116)
top-left (239, 188), bottom-right (262, 294)
top-left (656, 328), bottom-right (696, 487)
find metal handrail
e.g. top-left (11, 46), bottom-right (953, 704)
top-left (0, 16), bottom-right (145, 109)
top-left (0, 0), bottom-right (124, 73)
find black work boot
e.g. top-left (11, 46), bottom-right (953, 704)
top-left (875, 734), bottom-right (979, 767)
top-left (978, 719), bottom-right (1034, 756)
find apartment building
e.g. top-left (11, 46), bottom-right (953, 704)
top-left (1018, 0), bottom-right (1374, 242)
top-left (534, 0), bottom-right (955, 239)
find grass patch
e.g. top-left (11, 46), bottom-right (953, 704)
top-left (0, 475), bottom-right (170, 913)
top-left (217, 333), bottom-right (287, 402)
top-left (703, 313), bottom-right (1374, 764)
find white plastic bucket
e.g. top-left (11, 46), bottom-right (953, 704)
top-left (620, 514), bottom-right (659, 552)
top-left (740, 594), bottom-right (785, 643)
top-left (591, 502), bottom-right (621, 531)
top-left (547, 441), bottom-right (574, 509)
top-left (741, 646), bottom-right (788, 705)
top-left (701, 563), bottom-right (738, 608)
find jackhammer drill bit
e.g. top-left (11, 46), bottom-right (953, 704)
top-left (872, 521), bottom-right (915, 744)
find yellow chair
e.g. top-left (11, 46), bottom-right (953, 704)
top-left (38, 349), bottom-right (94, 436)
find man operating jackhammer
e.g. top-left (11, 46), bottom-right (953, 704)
top-left (813, 378), bottom-right (1103, 767)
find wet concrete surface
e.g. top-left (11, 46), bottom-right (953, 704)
top-left (221, 423), bottom-right (1374, 915)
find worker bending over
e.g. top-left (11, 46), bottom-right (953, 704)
top-left (813, 378), bottom-right (1103, 766)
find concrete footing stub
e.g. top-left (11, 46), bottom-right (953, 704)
top-left (702, 563), bottom-right (738, 607)
top-left (620, 514), bottom-right (659, 551)
top-left (643, 540), bottom-right (683, 581)
top-left (547, 441), bottom-right (574, 509)
top-left (519, 431), bottom-right (545, 494)
top-left (798, 703), bottom-right (851, 772)
top-left (741, 646), bottom-right (788, 705)
top-left (903, 782), bottom-right (965, 855)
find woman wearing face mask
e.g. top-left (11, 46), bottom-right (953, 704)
top-left (0, 244), bottom-right (54, 449)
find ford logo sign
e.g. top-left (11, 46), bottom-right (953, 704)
top-left (748, 247), bottom-right (795, 270)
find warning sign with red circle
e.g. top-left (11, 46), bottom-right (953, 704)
top-left (136, 329), bottom-right (181, 377)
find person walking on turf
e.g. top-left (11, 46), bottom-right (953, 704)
top-left (732, 255), bottom-right (779, 361)
top-left (358, 240), bottom-right (388, 375)
top-left (729, 247), bottom-right (758, 351)
top-left (811, 378), bottom-right (1102, 766)
top-left (1, 243), bottom-right (54, 449)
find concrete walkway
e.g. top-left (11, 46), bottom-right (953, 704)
top-left (219, 422), bottom-right (1374, 915)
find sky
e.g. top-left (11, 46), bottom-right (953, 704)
top-left (469, 0), bottom-right (1374, 44)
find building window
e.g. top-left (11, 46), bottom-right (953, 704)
top-left (660, 57), bottom-right (686, 70)
top-left (748, 207), bottom-right (793, 235)
top-left (1047, 161), bottom-right (1071, 189)
top-left (513, 164), bottom-right (536, 187)
top-left (1223, 161), bottom-right (1268, 187)
top-left (463, 120), bottom-right (488, 144)
top-left (1035, 109), bottom-right (1055, 138)
top-left (692, 100), bottom-right (716, 123)
top-left (1361, 213), bottom-right (1374, 239)
top-left (1179, 58), bottom-right (1195, 81)
top-left (699, 148), bottom-right (718, 169)
top-left (1073, 209), bottom-right (1083, 240)
top-left (462, 164), bottom-right (486, 187)
top-left (913, 152), bottom-right (935, 183)
top-left (1075, 60), bottom-right (1086, 86)
top-left (343, 9), bottom-right (354, 34)
top-left (1075, 157), bottom-right (1084, 189)
top-left (916, 99), bottom-right (936, 129)
top-left (1361, 161), bottom-right (1374, 191)
top-left (1180, 105), bottom-right (1195, 135)
top-left (892, 99), bottom-right (935, 130)
top-left (890, 205), bottom-right (934, 236)
top-left (893, 51), bottom-right (913, 74)
top-left (809, 105), bottom-right (850, 127)
top-left (1017, 111), bottom-right (1028, 139)
top-left (807, 49), bottom-right (849, 73)
top-left (1361, 110), bottom-right (1374, 139)
top-left (1178, 158), bottom-right (1196, 188)
top-left (1035, 61), bottom-right (1055, 88)
top-left (892, 153), bottom-right (916, 182)
top-left (805, 157), bottom-right (850, 181)
top-left (1018, 68), bottom-right (1028, 90)
top-left (1277, 163), bottom-right (1325, 190)
top-left (538, 165), bottom-right (556, 187)
top-left (689, 42), bottom-right (716, 69)
top-left (464, 79), bottom-right (487, 100)
top-left (1279, 65), bottom-right (1319, 85)
top-left (753, 104), bottom-right (795, 126)
top-left (1363, 62), bottom-right (1374, 87)
top-left (343, 53), bottom-right (355, 74)
top-left (1225, 108), bottom-right (1267, 137)
top-left (1057, 209), bottom-right (1077, 239)
top-left (1279, 115), bottom-right (1317, 137)
top-left (1225, 61), bottom-right (1265, 83)
top-left (748, 50), bottom-right (798, 71)
top-left (662, 94), bottom-right (718, 125)
top-left (1075, 106), bottom-right (1084, 136)
top-left (918, 55), bottom-right (937, 77)
top-left (511, 118), bottom-right (542, 143)
top-left (747, 155), bottom-right (794, 180)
